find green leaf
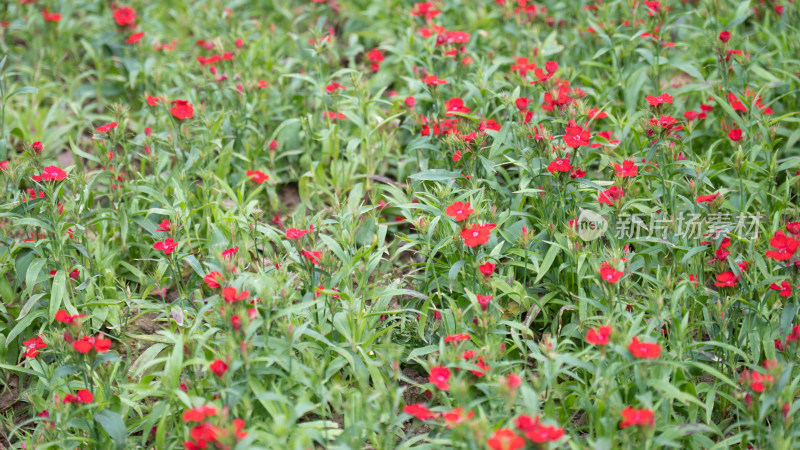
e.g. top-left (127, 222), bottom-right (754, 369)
top-left (5, 86), bottom-right (38, 100)
top-left (165, 333), bottom-right (184, 390)
top-left (50, 271), bottom-right (67, 320)
top-left (535, 243), bottom-right (561, 284)
top-left (7, 310), bottom-right (44, 344)
top-left (670, 61), bottom-right (703, 81)
top-left (25, 258), bottom-right (47, 297)
top-left (94, 409), bottom-right (127, 449)
top-left (182, 254), bottom-right (206, 279)
top-left (408, 169), bottom-right (460, 182)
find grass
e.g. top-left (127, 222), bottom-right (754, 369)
top-left (1, 0), bottom-right (800, 448)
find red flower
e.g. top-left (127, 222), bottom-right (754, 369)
top-left (302, 250), bottom-right (323, 265)
top-left (530, 62), bottom-right (558, 84)
top-left (423, 74), bottom-right (448, 85)
top-left (326, 82), bottom-right (345, 93)
top-left (73, 338), bottom-right (93, 354)
top-left (487, 429), bottom-right (524, 450)
top-left (403, 404), bottom-right (434, 420)
top-left (570, 168), bottom-right (586, 178)
top-left (404, 96), bottom-right (416, 108)
top-left (766, 231), bottom-right (799, 261)
top-left (586, 325), bottom-right (612, 345)
top-left (182, 405), bottom-right (218, 423)
top-left (728, 128), bottom-right (744, 142)
top-left (222, 286), bottom-right (249, 303)
top-left (547, 157), bottom-right (572, 174)
top-left (112, 7), bottom-right (137, 27)
top-left (480, 120), bottom-right (502, 132)
top-left (599, 262), bottom-right (623, 283)
top-left (620, 407), bottom-right (655, 428)
top-left (428, 366), bottom-right (451, 390)
top-left (153, 238), bottom-right (178, 254)
top-left (786, 325), bottom-right (800, 344)
top-left (34, 165), bottom-right (68, 182)
top-left (55, 310), bottom-right (86, 324)
top-left (510, 57), bottom-right (536, 77)
top-left (769, 281), bottom-right (792, 297)
top-left (470, 356), bottom-right (490, 377)
top-left (203, 272), bottom-right (224, 288)
top-left (146, 95), bottom-right (162, 106)
top-left (563, 121), bottom-right (591, 148)
top-left (94, 336), bottom-right (112, 352)
top-left (628, 337), bottom-right (661, 359)
top-left (444, 97), bottom-right (471, 116)
top-left (479, 261), bottom-right (496, 277)
top-left (155, 219), bottom-right (173, 232)
top-left (444, 333), bottom-right (470, 343)
top-left (367, 48), bottom-right (384, 63)
top-left (614, 159), bottom-right (638, 177)
top-left (126, 32), bottom-right (144, 44)
top-left (587, 107), bottom-right (608, 119)
top-left (696, 192), bottom-right (719, 203)
top-left (209, 359), bottom-right (228, 377)
top-left (719, 31), bottom-right (731, 43)
top-left (22, 335), bottom-right (47, 358)
top-left (170, 100), bottom-right (194, 120)
top-left (246, 170), bottom-right (269, 184)
top-left (222, 247), bottom-right (239, 258)
top-left (460, 223), bottom-right (496, 247)
top-left (645, 93), bottom-right (673, 107)
top-left (477, 295), bottom-right (492, 311)
top-left (42, 9), bottom-right (62, 22)
top-left (786, 222), bottom-right (800, 237)
top-left (445, 201), bottom-right (474, 221)
top-left (324, 111), bottom-right (347, 120)
top-left (515, 415), bottom-right (565, 443)
top-left (714, 271), bottom-right (740, 287)
top-left (188, 423), bottom-right (222, 448)
top-left (410, 2), bottom-right (440, 20)
top-left (515, 97), bottom-right (529, 111)
top-left (77, 390), bottom-right (94, 403)
top-left (741, 370), bottom-right (773, 393)
top-left (598, 186), bottom-right (624, 205)
top-left (443, 407), bottom-right (474, 428)
top-left (286, 228), bottom-right (310, 239)
top-left (503, 373), bottom-right (522, 390)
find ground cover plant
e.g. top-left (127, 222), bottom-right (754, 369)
top-left (0, 0), bottom-right (799, 448)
